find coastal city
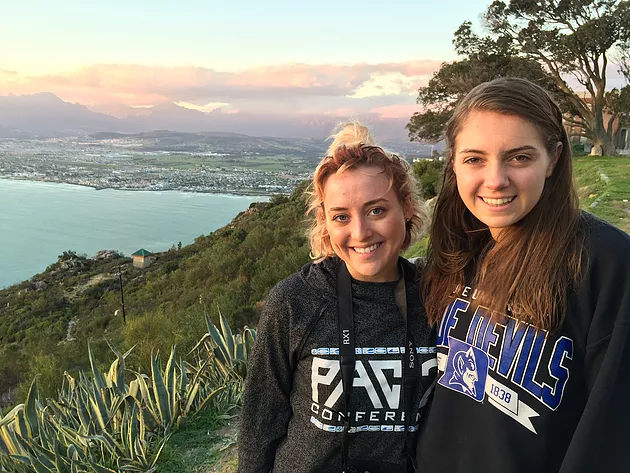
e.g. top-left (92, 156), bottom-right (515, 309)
top-left (0, 133), bottom-right (322, 195)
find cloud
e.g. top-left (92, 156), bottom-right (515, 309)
top-left (369, 103), bottom-right (422, 119)
top-left (349, 72), bottom-right (427, 99)
top-left (0, 61), bottom-right (441, 118)
top-left (0, 69), bottom-right (18, 76)
top-left (175, 101), bottom-right (231, 113)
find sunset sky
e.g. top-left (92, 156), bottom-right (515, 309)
top-left (0, 0), bottom-right (555, 119)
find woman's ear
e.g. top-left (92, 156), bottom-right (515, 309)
top-left (546, 142), bottom-right (562, 178)
top-left (404, 196), bottom-right (413, 221)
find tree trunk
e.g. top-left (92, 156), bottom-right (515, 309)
top-left (590, 124), bottom-right (617, 156)
top-left (589, 102), bottom-right (617, 156)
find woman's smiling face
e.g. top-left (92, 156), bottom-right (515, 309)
top-left (452, 111), bottom-right (560, 239)
top-left (323, 165), bottom-right (411, 282)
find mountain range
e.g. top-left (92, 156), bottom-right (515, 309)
top-left (0, 93), bottom-right (419, 144)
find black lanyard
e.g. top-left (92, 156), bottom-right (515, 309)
top-left (336, 261), bottom-right (419, 472)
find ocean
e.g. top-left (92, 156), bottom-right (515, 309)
top-left (0, 179), bottom-right (264, 289)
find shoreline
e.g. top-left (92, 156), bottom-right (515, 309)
top-left (0, 180), bottom-right (268, 290)
top-left (0, 176), bottom-right (277, 197)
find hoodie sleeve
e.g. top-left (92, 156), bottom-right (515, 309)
top-left (559, 223), bottom-right (630, 473)
top-left (238, 282), bottom-right (295, 473)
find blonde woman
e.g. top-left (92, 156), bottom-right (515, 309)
top-left (238, 123), bottom-right (437, 472)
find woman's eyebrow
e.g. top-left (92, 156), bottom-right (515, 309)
top-left (458, 148), bottom-right (486, 155)
top-left (458, 145), bottom-right (538, 156)
top-left (504, 145), bottom-right (537, 154)
top-left (327, 198), bottom-right (388, 213)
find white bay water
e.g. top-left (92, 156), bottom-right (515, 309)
top-left (0, 179), bottom-right (264, 289)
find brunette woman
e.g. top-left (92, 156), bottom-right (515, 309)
top-left (416, 77), bottom-right (630, 473)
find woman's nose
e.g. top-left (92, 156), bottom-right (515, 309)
top-left (351, 217), bottom-right (372, 241)
top-left (484, 162), bottom-right (509, 190)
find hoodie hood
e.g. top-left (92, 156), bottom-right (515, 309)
top-left (297, 257), bottom-right (340, 298)
top-left (297, 256), bottom-right (419, 301)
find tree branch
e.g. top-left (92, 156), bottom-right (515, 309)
top-left (607, 111), bottom-right (619, 136)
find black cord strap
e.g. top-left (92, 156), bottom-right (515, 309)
top-left (336, 261), bottom-right (420, 472)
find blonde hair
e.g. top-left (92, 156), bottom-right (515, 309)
top-left (307, 122), bottom-right (425, 261)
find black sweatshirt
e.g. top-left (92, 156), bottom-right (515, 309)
top-left (238, 257), bottom-right (437, 473)
top-left (416, 214), bottom-right (630, 473)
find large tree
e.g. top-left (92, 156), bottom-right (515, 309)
top-left (408, 0), bottom-right (630, 155)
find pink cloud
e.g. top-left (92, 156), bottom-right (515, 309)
top-left (1, 61), bottom-right (440, 100)
top-left (0, 61), bottom-right (442, 118)
top-left (370, 103), bottom-right (422, 119)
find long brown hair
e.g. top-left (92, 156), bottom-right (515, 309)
top-left (423, 78), bottom-right (585, 332)
top-left (307, 122), bottom-right (426, 261)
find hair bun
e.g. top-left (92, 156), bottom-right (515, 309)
top-left (326, 121), bottom-right (374, 156)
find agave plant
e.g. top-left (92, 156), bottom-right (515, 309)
top-left (0, 342), bottom-right (174, 473)
top-left (192, 307), bottom-right (256, 380)
top-left (0, 309), bottom-right (256, 473)
top-left (0, 340), bottom-right (225, 472)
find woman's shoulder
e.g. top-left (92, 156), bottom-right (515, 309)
top-left (401, 256), bottom-right (424, 279)
top-left (267, 259), bottom-right (338, 304)
top-left (582, 212), bottom-right (630, 262)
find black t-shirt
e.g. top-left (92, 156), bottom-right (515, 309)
top-left (416, 214), bottom-right (630, 473)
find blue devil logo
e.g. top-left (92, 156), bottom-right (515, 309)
top-left (439, 337), bottom-right (489, 402)
top-left (450, 347), bottom-right (479, 396)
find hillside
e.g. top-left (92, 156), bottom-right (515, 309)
top-left (0, 187), bottom-right (311, 404)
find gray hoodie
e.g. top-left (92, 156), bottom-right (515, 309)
top-left (238, 257), bottom-right (437, 473)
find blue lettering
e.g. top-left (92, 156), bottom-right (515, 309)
top-left (436, 299), bottom-right (469, 347)
top-left (542, 337), bottom-right (573, 410)
top-left (522, 330), bottom-right (546, 398)
top-left (480, 316), bottom-right (499, 370)
top-left (466, 311), bottom-right (482, 345)
top-left (475, 317), bottom-right (490, 349)
top-left (497, 318), bottom-right (527, 378)
top-left (513, 326), bottom-right (536, 385)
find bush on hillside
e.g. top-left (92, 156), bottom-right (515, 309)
top-left (413, 159), bottom-right (445, 199)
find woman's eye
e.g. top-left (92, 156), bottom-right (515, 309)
top-left (369, 207), bottom-right (385, 216)
top-left (332, 214), bottom-right (348, 222)
top-left (463, 157), bottom-right (482, 164)
top-left (512, 154), bottom-right (531, 162)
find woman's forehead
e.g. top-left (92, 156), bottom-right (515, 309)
top-left (323, 169), bottom-right (395, 207)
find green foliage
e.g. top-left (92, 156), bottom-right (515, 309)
top-left (407, 21), bottom-right (558, 143)
top-left (408, 1), bottom-right (630, 155)
top-left (0, 191), bottom-right (310, 406)
top-left (0, 313), bottom-right (255, 473)
top-left (192, 310), bottom-right (256, 381)
top-left (404, 237), bottom-right (429, 259)
top-left (0, 354), bottom-right (170, 473)
top-left (571, 143), bottom-right (588, 158)
top-left (413, 159), bottom-right (445, 199)
top-left (483, 1), bottom-right (629, 154)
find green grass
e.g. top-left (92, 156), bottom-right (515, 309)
top-left (404, 236), bottom-right (429, 259)
top-left (157, 409), bottom-right (237, 473)
top-left (573, 156), bottom-right (630, 233)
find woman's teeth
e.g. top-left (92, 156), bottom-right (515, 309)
top-left (481, 196), bottom-right (515, 206)
top-left (354, 243), bottom-right (380, 254)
